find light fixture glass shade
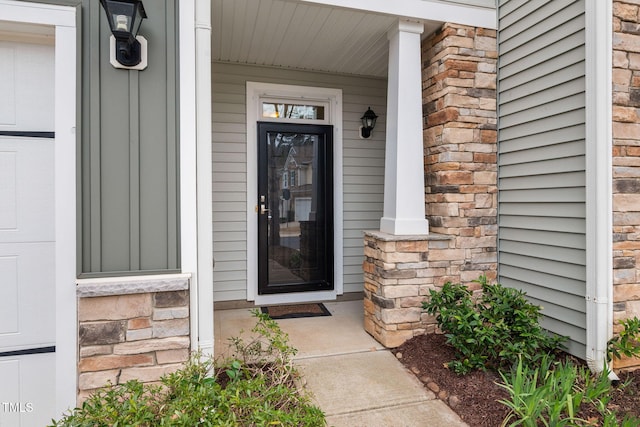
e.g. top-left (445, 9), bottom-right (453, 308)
top-left (100, 0), bottom-right (147, 67)
top-left (360, 107), bottom-right (378, 138)
top-left (100, 0), bottom-right (147, 40)
top-left (361, 107), bottom-right (378, 129)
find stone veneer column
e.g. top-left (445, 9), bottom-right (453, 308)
top-left (363, 22), bottom-right (498, 349)
top-left (422, 23), bottom-right (498, 283)
top-left (364, 231), bottom-right (461, 348)
top-left (76, 277), bottom-right (191, 402)
top-left (612, 1), bottom-right (640, 370)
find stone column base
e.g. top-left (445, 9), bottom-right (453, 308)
top-left (363, 231), bottom-right (458, 348)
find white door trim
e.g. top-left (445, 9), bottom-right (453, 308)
top-left (0, 0), bottom-right (78, 416)
top-left (246, 82), bottom-right (343, 305)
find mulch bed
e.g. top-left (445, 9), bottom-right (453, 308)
top-left (394, 334), bottom-right (640, 426)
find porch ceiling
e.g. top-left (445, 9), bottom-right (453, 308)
top-left (211, 0), bottom-right (442, 78)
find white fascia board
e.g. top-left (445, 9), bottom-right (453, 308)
top-left (0, 0), bottom-right (76, 27)
top-left (296, 0), bottom-right (497, 29)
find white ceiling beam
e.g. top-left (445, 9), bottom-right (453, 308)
top-left (294, 0), bottom-right (497, 30)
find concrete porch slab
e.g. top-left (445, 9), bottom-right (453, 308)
top-left (296, 350), bottom-right (434, 416)
top-left (325, 400), bottom-right (468, 427)
top-left (214, 300), bottom-right (384, 360)
top-left (276, 301), bottom-right (385, 359)
top-left (214, 300), bottom-right (468, 426)
top-left (213, 307), bottom-right (260, 359)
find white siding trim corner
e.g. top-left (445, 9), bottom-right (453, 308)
top-left (179, 0), bottom-right (214, 357)
top-left (179, 0), bottom-right (199, 355)
top-left (54, 14), bottom-right (77, 418)
top-left (0, 0), bottom-right (79, 416)
top-left (195, 0), bottom-right (214, 356)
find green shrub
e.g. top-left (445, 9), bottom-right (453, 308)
top-left (50, 311), bottom-right (325, 427)
top-left (422, 276), bottom-right (565, 374)
top-left (49, 380), bottom-right (162, 426)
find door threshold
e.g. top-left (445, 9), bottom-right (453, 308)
top-left (214, 292), bottom-right (363, 311)
top-left (254, 290), bottom-right (336, 306)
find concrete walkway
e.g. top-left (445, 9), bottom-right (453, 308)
top-left (214, 300), bottom-right (467, 427)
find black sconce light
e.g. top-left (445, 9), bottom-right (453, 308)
top-left (100, 0), bottom-right (148, 69)
top-left (360, 107), bottom-right (378, 139)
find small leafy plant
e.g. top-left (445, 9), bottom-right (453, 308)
top-left (422, 276), bottom-right (565, 374)
top-left (608, 317), bottom-right (640, 362)
top-left (51, 310), bottom-right (325, 426)
top-left (223, 309), bottom-right (300, 385)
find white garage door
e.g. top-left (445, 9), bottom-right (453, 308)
top-left (0, 36), bottom-right (57, 427)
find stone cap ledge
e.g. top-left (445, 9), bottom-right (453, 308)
top-left (77, 274), bottom-right (190, 298)
top-left (364, 230), bottom-right (453, 242)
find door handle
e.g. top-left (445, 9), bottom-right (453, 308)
top-left (260, 204), bottom-right (271, 215)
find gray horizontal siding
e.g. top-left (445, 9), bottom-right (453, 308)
top-left (498, 0), bottom-right (587, 357)
top-left (500, 1), bottom-right (584, 56)
top-left (212, 62), bottom-right (386, 301)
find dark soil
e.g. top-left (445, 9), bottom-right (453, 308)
top-left (394, 334), bottom-right (640, 426)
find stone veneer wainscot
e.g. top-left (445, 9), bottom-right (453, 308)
top-left (76, 275), bottom-right (191, 403)
top-left (365, 231), bottom-right (459, 347)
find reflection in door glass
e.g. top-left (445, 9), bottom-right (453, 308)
top-left (262, 103), bottom-right (325, 120)
top-left (266, 131), bottom-right (324, 285)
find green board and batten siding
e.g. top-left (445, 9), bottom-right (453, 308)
top-left (498, 0), bottom-right (587, 356)
top-left (212, 62), bottom-right (386, 301)
top-left (80, 1), bottom-right (180, 275)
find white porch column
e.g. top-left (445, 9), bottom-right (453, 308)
top-left (380, 20), bottom-right (429, 235)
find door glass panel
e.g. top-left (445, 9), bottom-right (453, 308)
top-left (258, 123), bottom-right (333, 294)
top-left (267, 131), bottom-right (319, 285)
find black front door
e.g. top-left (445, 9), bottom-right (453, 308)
top-left (257, 122), bottom-right (333, 294)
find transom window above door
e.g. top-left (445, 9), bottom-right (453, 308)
top-left (261, 98), bottom-right (329, 124)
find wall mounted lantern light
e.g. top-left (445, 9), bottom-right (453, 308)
top-left (99, 0), bottom-right (148, 70)
top-left (360, 107), bottom-right (378, 139)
